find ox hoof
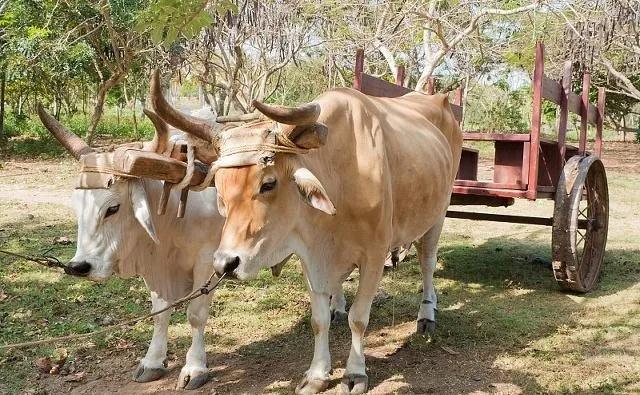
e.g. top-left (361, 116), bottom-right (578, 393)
top-left (417, 318), bottom-right (436, 337)
top-left (330, 309), bottom-right (348, 324)
top-left (295, 375), bottom-right (329, 395)
top-left (177, 367), bottom-right (210, 390)
top-left (340, 374), bottom-right (368, 395)
top-left (133, 364), bottom-right (168, 383)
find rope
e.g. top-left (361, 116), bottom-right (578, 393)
top-left (78, 166), bottom-right (137, 179)
top-left (0, 272), bottom-right (226, 350)
top-left (0, 249), bottom-right (69, 273)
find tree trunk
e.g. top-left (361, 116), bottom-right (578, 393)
top-left (86, 74), bottom-right (122, 144)
top-left (0, 67), bottom-right (6, 143)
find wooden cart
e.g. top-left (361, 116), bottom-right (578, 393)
top-left (353, 42), bottom-right (609, 292)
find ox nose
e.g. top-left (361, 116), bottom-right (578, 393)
top-left (66, 261), bottom-right (92, 277)
top-left (214, 252), bottom-right (240, 275)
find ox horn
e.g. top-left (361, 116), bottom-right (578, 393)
top-left (149, 69), bottom-right (217, 142)
top-left (36, 103), bottom-right (93, 160)
top-left (142, 109), bottom-right (169, 154)
top-left (252, 100), bottom-right (320, 126)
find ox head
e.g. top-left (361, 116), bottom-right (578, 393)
top-left (149, 76), bottom-right (334, 280)
top-left (38, 105), bottom-right (167, 281)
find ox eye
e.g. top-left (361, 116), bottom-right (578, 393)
top-left (105, 204), bottom-right (120, 218)
top-left (259, 180), bottom-right (277, 194)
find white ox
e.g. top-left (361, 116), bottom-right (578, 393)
top-left (37, 106), bottom-right (224, 390)
top-left (150, 75), bottom-right (462, 395)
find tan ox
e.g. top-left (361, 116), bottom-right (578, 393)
top-left (151, 82), bottom-right (462, 394)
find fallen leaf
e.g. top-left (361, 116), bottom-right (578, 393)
top-left (440, 345), bottom-right (460, 355)
top-left (0, 290), bottom-right (8, 302)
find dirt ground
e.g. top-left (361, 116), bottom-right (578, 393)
top-left (1, 142), bottom-right (639, 394)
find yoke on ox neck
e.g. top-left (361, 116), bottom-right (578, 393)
top-left (213, 122), bottom-right (304, 169)
top-left (75, 148), bottom-right (140, 189)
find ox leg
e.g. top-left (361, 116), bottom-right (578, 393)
top-left (177, 265), bottom-right (215, 390)
top-left (341, 263), bottom-right (384, 395)
top-left (134, 292), bottom-right (171, 383)
top-left (295, 290), bottom-right (332, 395)
top-left (415, 216), bottom-right (444, 337)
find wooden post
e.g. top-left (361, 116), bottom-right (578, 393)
top-left (157, 182), bottom-right (173, 215)
top-left (426, 77), bottom-right (435, 95)
top-left (558, 61), bottom-right (572, 165)
top-left (454, 86), bottom-right (464, 127)
top-left (177, 188), bottom-right (189, 218)
top-left (527, 41), bottom-right (544, 200)
top-left (595, 87), bottom-right (605, 157)
top-left (395, 65), bottom-right (405, 86)
top-left (354, 48), bottom-right (364, 91)
top-left (579, 70), bottom-right (591, 155)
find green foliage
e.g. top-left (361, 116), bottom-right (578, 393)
top-left (136, 0), bottom-right (238, 46)
top-left (466, 79), bottom-right (530, 132)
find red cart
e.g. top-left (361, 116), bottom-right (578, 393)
top-left (353, 42), bottom-right (609, 292)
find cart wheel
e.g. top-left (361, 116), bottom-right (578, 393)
top-left (552, 155), bottom-right (609, 292)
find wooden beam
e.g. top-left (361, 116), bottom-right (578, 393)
top-left (395, 65), bottom-right (405, 86)
top-left (596, 87), bottom-right (605, 157)
top-left (527, 41), bottom-right (544, 200)
top-left (558, 61), bottom-right (572, 165)
top-left (579, 70), bottom-right (591, 154)
top-left (354, 48), bottom-right (364, 90)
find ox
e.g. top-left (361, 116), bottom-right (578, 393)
top-left (37, 104), bottom-right (349, 390)
top-left (150, 77), bottom-right (462, 394)
top-left (37, 106), bottom-right (224, 390)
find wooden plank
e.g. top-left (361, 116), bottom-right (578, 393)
top-left (579, 71), bottom-right (591, 154)
top-left (452, 185), bottom-right (530, 199)
top-left (354, 48), bottom-right (364, 90)
top-left (114, 148), bottom-right (211, 187)
top-left (527, 41), bottom-right (544, 200)
top-left (595, 87), bottom-right (605, 157)
top-left (462, 132), bottom-right (530, 142)
top-left (446, 210), bottom-right (554, 226)
top-left (450, 104), bottom-right (463, 122)
top-left (544, 71), bottom-right (598, 126)
top-left (360, 73), bottom-right (413, 97)
top-left (542, 75), bottom-right (563, 105)
top-left (454, 180), bottom-right (525, 189)
top-left (449, 194), bottom-right (515, 207)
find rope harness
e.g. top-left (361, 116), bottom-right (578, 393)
top-left (0, 247), bottom-right (226, 351)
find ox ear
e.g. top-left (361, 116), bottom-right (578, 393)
top-left (130, 180), bottom-right (160, 245)
top-left (292, 167), bottom-right (336, 215)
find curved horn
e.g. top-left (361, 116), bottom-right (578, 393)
top-left (252, 101), bottom-right (320, 125)
top-left (149, 70), bottom-right (216, 142)
top-left (36, 103), bottom-right (93, 160)
top-left (143, 109), bottom-right (169, 154)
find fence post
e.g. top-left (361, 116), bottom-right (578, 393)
top-left (354, 49), bottom-right (364, 91)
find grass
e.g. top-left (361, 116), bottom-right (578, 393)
top-left (0, 144), bottom-right (639, 394)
